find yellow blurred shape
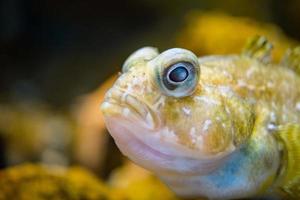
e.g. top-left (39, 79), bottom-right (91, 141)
top-left (108, 162), bottom-right (180, 200)
top-left (0, 164), bottom-right (110, 200)
top-left (177, 11), bottom-right (298, 62)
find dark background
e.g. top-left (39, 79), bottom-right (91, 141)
top-left (1, 0), bottom-right (300, 107)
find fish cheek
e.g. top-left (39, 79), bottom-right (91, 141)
top-left (202, 120), bottom-right (233, 154)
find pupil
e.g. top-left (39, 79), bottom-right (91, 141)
top-left (169, 66), bottom-right (188, 82)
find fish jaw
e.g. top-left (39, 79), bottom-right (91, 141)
top-left (101, 100), bottom-right (230, 176)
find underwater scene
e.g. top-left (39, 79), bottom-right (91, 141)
top-left (1, 0), bottom-right (300, 199)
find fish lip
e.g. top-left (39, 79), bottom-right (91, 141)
top-left (102, 87), bottom-right (161, 130)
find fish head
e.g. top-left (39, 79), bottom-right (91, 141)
top-left (101, 47), bottom-right (254, 175)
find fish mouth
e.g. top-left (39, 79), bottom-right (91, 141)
top-left (100, 88), bottom-right (204, 174)
top-left (101, 88), bottom-right (181, 172)
top-left (101, 87), bottom-right (160, 130)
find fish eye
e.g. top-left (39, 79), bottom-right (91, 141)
top-left (149, 48), bottom-right (200, 98)
top-left (161, 61), bottom-right (199, 97)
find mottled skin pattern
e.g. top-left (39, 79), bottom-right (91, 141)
top-left (101, 37), bottom-right (300, 200)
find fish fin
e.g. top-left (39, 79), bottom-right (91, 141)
top-left (280, 47), bottom-right (300, 75)
top-left (275, 124), bottom-right (300, 198)
top-left (242, 35), bottom-right (273, 64)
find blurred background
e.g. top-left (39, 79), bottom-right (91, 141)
top-left (0, 0), bottom-right (300, 199)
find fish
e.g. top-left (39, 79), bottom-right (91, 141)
top-left (76, 11), bottom-right (297, 178)
top-left (101, 36), bottom-right (300, 200)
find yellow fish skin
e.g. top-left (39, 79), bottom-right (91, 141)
top-left (101, 37), bottom-right (300, 200)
